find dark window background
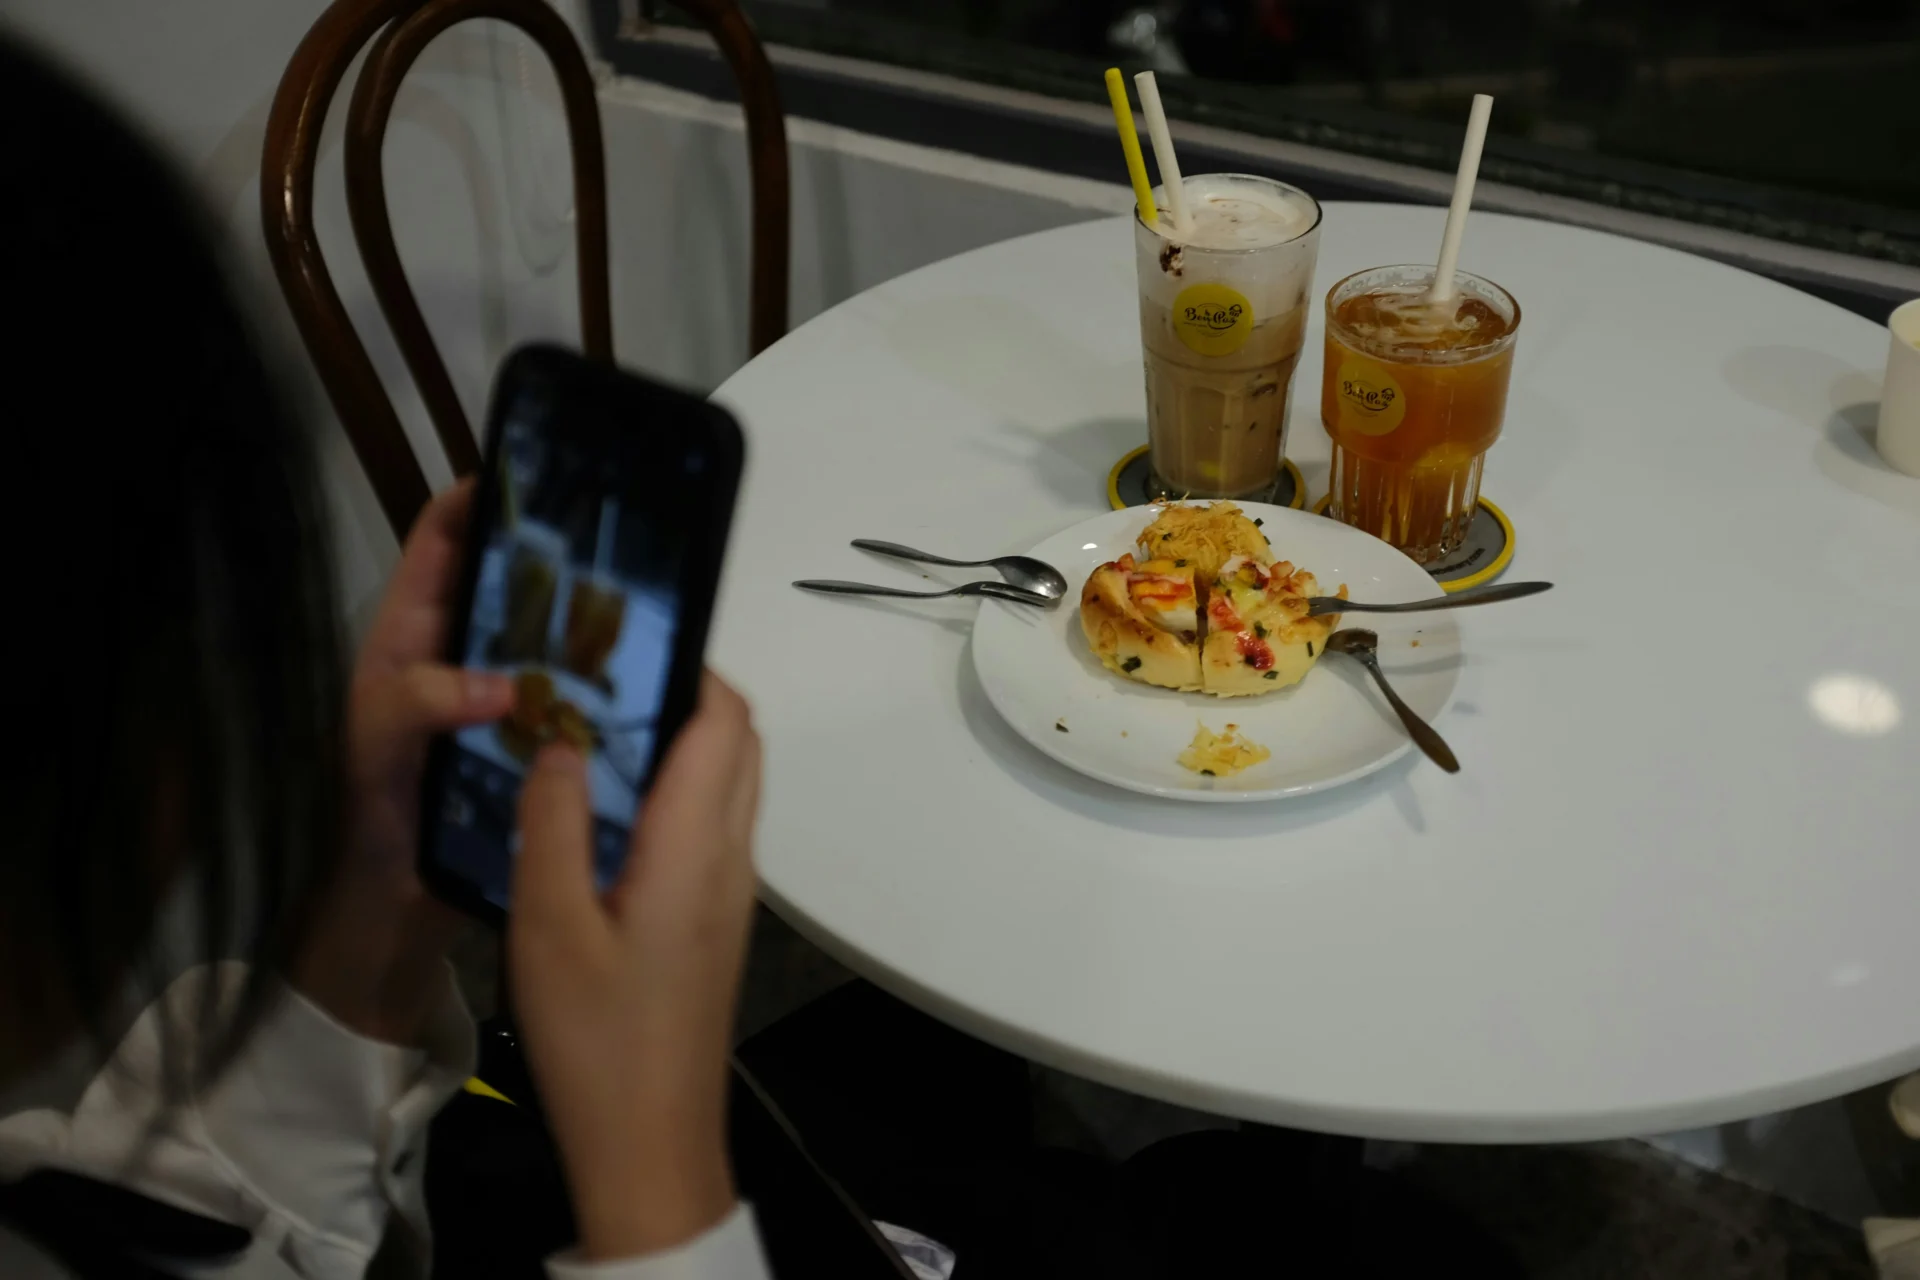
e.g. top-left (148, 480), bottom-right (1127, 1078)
top-left (605, 0), bottom-right (1920, 270)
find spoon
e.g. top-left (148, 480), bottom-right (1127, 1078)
top-left (1323, 629), bottom-right (1460, 773)
top-left (793, 579), bottom-right (1059, 608)
top-left (1304, 580), bottom-right (1552, 618)
top-left (852, 539), bottom-right (1069, 600)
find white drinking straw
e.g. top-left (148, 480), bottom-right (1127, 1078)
top-left (1428, 94), bottom-right (1494, 305)
top-left (1133, 71), bottom-right (1191, 235)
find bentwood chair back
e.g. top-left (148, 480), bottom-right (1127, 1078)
top-left (263, 0), bottom-right (790, 534)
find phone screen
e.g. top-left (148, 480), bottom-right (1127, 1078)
top-left (422, 348), bottom-right (739, 915)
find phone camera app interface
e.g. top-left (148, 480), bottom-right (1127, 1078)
top-left (434, 394), bottom-right (689, 907)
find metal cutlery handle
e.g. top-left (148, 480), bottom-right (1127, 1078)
top-left (1355, 654), bottom-right (1460, 773)
top-left (962, 581), bottom-right (1057, 605)
top-left (793, 579), bottom-right (1052, 606)
top-left (1308, 581), bottom-right (1553, 617)
top-left (851, 539), bottom-right (982, 569)
top-left (795, 578), bottom-right (931, 598)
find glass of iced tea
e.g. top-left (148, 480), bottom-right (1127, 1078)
top-left (561, 574), bottom-right (626, 689)
top-left (1134, 174), bottom-right (1321, 501)
top-left (1320, 265), bottom-right (1520, 563)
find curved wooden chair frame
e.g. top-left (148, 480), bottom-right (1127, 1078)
top-left (263, 0), bottom-right (788, 534)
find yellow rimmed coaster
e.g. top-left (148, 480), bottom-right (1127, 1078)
top-left (1107, 445), bottom-right (1306, 512)
top-left (1308, 494), bottom-right (1515, 592)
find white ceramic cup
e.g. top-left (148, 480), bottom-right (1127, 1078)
top-left (1879, 298), bottom-right (1920, 477)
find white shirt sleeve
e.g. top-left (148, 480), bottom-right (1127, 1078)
top-left (0, 962), bottom-right (775, 1280)
top-left (0, 961), bottom-right (474, 1279)
top-left (545, 1204), bottom-right (772, 1280)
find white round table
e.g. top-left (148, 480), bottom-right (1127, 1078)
top-left (709, 203), bottom-right (1920, 1143)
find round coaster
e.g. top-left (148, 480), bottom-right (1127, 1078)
top-left (1308, 494), bottom-right (1515, 592)
top-left (1107, 445), bottom-right (1306, 512)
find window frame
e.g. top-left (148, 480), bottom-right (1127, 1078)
top-left (587, 2), bottom-right (1920, 324)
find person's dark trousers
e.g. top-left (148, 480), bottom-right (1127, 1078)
top-left (734, 980), bottom-right (1150, 1280)
top-left (427, 985), bottom-right (1143, 1278)
top-left (425, 1019), bottom-right (912, 1278)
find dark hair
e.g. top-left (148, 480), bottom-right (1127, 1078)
top-left (0, 37), bottom-right (344, 1087)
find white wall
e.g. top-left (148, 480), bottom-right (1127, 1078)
top-left (5, 0), bottom-right (1910, 1226)
top-left (1, 0), bottom-right (1124, 618)
top-left (597, 76), bottom-right (1127, 392)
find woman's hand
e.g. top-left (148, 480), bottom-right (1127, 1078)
top-left (293, 482), bottom-right (514, 1044)
top-left (510, 672), bottom-right (762, 1261)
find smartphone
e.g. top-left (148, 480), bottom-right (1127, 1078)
top-left (418, 344), bottom-right (744, 921)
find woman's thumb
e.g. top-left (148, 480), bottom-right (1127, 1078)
top-left (513, 745), bottom-right (601, 928)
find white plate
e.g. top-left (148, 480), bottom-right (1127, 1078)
top-left (971, 503), bottom-right (1463, 801)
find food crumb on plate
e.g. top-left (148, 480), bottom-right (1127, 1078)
top-left (1410, 639), bottom-right (1421, 648)
top-left (1055, 720), bottom-right (1069, 733)
top-left (1178, 722), bottom-right (1271, 778)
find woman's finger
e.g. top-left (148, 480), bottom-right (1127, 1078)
top-left (648, 676), bottom-right (753, 826)
top-left (361, 482), bottom-right (477, 666)
top-left (375, 482), bottom-right (476, 638)
top-left (513, 744), bottom-right (602, 933)
top-left (723, 727), bottom-right (763, 852)
top-left (611, 675), bottom-right (753, 911)
top-left (391, 481), bottom-right (475, 606)
top-left (381, 663), bottom-right (514, 736)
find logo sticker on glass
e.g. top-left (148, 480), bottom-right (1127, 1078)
top-left (1335, 358), bottom-right (1407, 435)
top-left (1173, 283), bottom-right (1255, 357)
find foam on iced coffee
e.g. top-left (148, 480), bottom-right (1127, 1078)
top-left (1139, 175), bottom-right (1319, 319)
top-left (1152, 176), bottom-right (1315, 251)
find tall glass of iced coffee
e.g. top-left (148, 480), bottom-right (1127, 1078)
top-left (1133, 175), bottom-right (1321, 501)
top-left (1320, 265), bottom-right (1520, 563)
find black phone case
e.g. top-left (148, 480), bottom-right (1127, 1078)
top-left (416, 344), bottom-right (745, 924)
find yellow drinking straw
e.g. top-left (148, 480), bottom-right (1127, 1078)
top-left (463, 1076), bottom-right (516, 1105)
top-left (1104, 68), bottom-right (1157, 227)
